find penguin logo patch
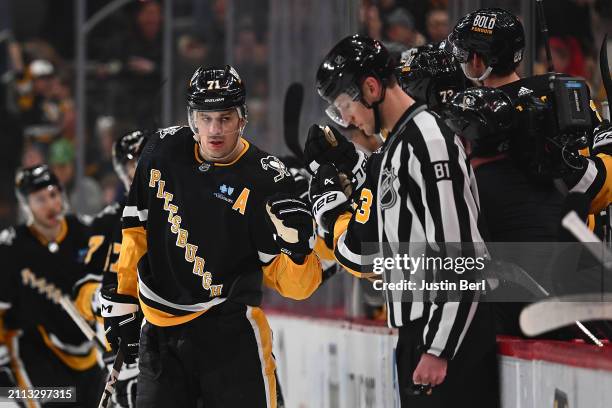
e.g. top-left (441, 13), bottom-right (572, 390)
top-left (261, 156), bottom-right (291, 182)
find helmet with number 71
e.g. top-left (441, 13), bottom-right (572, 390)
top-left (186, 65), bottom-right (248, 141)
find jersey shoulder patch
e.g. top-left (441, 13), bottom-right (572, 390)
top-left (259, 154), bottom-right (291, 183)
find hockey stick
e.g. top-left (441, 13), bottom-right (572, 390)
top-left (519, 293), bottom-right (612, 337)
top-left (97, 348), bottom-right (124, 408)
top-left (58, 295), bottom-right (107, 350)
top-left (519, 211), bottom-right (612, 338)
top-left (283, 82), bottom-right (305, 161)
top-left (561, 211), bottom-right (612, 270)
top-left (599, 34), bottom-right (612, 248)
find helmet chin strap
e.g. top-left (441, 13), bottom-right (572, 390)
top-left (361, 85), bottom-right (387, 134)
top-left (461, 63), bottom-right (493, 82)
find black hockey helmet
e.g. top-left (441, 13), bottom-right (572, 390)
top-left (187, 65), bottom-right (247, 116)
top-left (396, 44), bottom-right (468, 110)
top-left (442, 87), bottom-right (514, 156)
top-left (112, 129), bottom-right (152, 189)
top-left (448, 8), bottom-right (525, 78)
top-left (15, 165), bottom-right (62, 197)
top-left (316, 34), bottom-right (395, 130)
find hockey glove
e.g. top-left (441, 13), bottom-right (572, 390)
top-left (304, 124), bottom-right (368, 195)
top-left (265, 193), bottom-right (316, 264)
top-left (592, 122), bottom-right (612, 155)
top-left (99, 285), bottom-right (142, 364)
top-left (309, 164), bottom-right (351, 234)
top-left (110, 360), bottom-right (139, 408)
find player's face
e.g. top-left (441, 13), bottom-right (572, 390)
top-left (27, 185), bottom-right (63, 229)
top-left (193, 109), bottom-right (244, 161)
top-left (328, 93), bottom-right (376, 136)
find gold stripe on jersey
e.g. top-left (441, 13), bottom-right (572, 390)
top-left (139, 301), bottom-right (207, 327)
top-left (117, 226), bottom-right (147, 298)
top-left (591, 153), bottom-right (612, 213)
top-left (37, 325), bottom-right (98, 371)
top-left (28, 218), bottom-right (68, 246)
top-left (74, 281), bottom-right (100, 323)
top-left (262, 252), bottom-right (322, 300)
top-left (193, 139), bottom-right (250, 166)
top-left (314, 235), bottom-right (335, 261)
top-left (247, 306), bottom-right (277, 408)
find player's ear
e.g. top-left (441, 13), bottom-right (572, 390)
top-left (362, 77), bottom-right (381, 103)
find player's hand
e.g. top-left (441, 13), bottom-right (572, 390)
top-left (304, 124), bottom-right (367, 195)
top-left (265, 193), bottom-right (316, 264)
top-left (412, 353), bottom-right (448, 388)
top-left (309, 164), bottom-right (350, 234)
top-left (99, 285), bottom-right (142, 364)
top-left (288, 166), bottom-right (311, 201)
top-left (592, 122), bottom-right (612, 155)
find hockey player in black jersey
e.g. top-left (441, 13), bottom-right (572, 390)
top-left (100, 65), bottom-right (322, 408)
top-left (446, 8), bottom-right (612, 330)
top-left (73, 129), bottom-right (152, 408)
top-left (0, 165), bottom-right (104, 407)
top-left (307, 34), bottom-right (497, 407)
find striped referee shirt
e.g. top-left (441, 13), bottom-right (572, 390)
top-left (332, 102), bottom-right (488, 359)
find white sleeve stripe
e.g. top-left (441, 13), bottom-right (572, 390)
top-left (569, 158), bottom-right (597, 194)
top-left (337, 231), bottom-right (376, 266)
top-left (0, 301), bottom-right (11, 309)
top-left (74, 274), bottom-right (102, 288)
top-left (122, 206), bottom-right (148, 221)
top-left (425, 301), bottom-right (459, 356)
top-left (258, 251), bottom-right (277, 263)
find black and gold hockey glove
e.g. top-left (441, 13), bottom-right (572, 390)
top-left (304, 124), bottom-right (367, 196)
top-left (265, 193), bottom-right (316, 264)
top-left (309, 164), bottom-right (351, 234)
top-left (99, 285), bottom-right (142, 364)
top-left (592, 122), bottom-right (612, 155)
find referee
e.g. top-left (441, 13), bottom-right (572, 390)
top-left (305, 34), bottom-right (498, 407)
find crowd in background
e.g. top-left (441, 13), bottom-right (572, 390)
top-left (0, 0), bottom-right (610, 232)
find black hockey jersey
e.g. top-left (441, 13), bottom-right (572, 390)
top-left (74, 201), bottom-right (124, 322)
top-left (0, 215), bottom-right (99, 371)
top-left (117, 126), bottom-right (322, 327)
top-left (499, 74), bottom-right (611, 215)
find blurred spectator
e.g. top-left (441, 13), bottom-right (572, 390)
top-left (19, 59), bottom-right (61, 145)
top-left (48, 138), bottom-right (104, 216)
top-left (111, 0), bottom-right (163, 125)
top-left (361, 3), bottom-right (383, 40)
top-left (425, 8), bottom-right (449, 43)
top-left (21, 144), bottom-right (45, 168)
top-left (385, 8), bottom-right (426, 48)
top-left (536, 36), bottom-right (588, 79)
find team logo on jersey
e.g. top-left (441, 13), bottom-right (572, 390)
top-left (219, 184), bottom-right (235, 196)
top-left (379, 167), bottom-right (398, 210)
top-left (159, 126), bottom-right (182, 139)
top-left (261, 156), bottom-right (291, 182)
top-left (471, 14), bottom-right (496, 35)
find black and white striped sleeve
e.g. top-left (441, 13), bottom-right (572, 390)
top-left (410, 112), bottom-right (484, 359)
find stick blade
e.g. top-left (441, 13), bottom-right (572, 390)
top-left (520, 293), bottom-right (612, 336)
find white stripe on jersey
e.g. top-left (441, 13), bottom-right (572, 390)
top-left (122, 206), bottom-right (149, 222)
top-left (570, 158), bottom-right (597, 194)
top-left (138, 274), bottom-right (226, 312)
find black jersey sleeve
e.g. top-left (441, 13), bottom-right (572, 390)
top-left (0, 228), bottom-right (17, 312)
